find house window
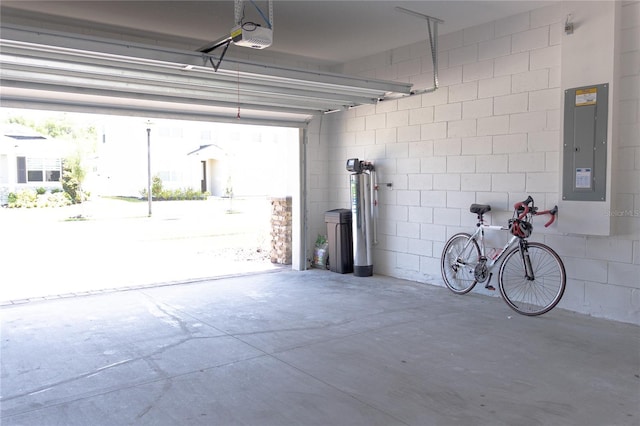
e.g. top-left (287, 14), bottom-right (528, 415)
top-left (17, 156), bottom-right (26, 183)
top-left (27, 170), bottom-right (44, 182)
top-left (18, 157), bottom-right (63, 183)
top-left (46, 170), bottom-right (61, 181)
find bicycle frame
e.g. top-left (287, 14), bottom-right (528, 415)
top-left (442, 196), bottom-right (565, 315)
top-left (460, 196), bottom-right (558, 279)
top-left (462, 222), bottom-right (518, 269)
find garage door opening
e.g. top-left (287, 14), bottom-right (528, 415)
top-left (0, 108), bottom-right (300, 302)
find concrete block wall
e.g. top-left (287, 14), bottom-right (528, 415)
top-left (304, 117), bottom-right (331, 252)
top-left (308, 1), bottom-right (640, 324)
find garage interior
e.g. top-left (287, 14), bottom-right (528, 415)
top-left (2, 270), bottom-right (638, 425)
top-left (1, 1), bottom-right (639, 425)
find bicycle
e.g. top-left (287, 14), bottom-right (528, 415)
top-left (440, 196), bottom-right (566, 316)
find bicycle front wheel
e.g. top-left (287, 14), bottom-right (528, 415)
top-left (498, 242), bottom-right (566, 316)
top-left (441, 233), bottom-right (480, 294)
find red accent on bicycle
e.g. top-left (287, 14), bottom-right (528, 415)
top-left (513, 196), bottom-right (558, 227)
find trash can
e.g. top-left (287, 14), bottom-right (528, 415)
top-left (324, 209), bottom-right (354, 273)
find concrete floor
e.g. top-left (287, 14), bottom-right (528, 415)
top-left (1, 269), bottom-right (639, 426)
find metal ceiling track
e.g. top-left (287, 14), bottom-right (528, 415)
top-left (0, 24), bottom-right (412, 126)
top-left (395, 7), bottom-right (443, 95)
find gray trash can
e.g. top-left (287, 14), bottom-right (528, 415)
top-left (324, 209), bottom-right (354, 273)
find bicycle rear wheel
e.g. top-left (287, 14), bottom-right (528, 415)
top-left (441, 233), bottom-right (480, 294)
top-left (498, 242), bottom-right (566, 316)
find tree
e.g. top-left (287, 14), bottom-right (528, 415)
top-left (61, 155), bottom-right (86, 204)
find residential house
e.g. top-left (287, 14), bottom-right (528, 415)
top-left (0, 124), bottom-right (70, 205)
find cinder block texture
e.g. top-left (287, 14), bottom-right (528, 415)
top-left (316, 2), bottom-right (639, 324)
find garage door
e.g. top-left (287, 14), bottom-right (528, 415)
top-left (0, 24), bottom-right (412, 127)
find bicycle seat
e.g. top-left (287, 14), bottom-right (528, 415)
top-left (470, 204), bottom-right (491, 215)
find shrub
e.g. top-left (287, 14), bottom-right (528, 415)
top-left (37, 192), bottom-right (72, 208)
top-left (19, 189), bottom-right (37, 207)
top-left (140, 175), bottom-right (208, 201)
top-left (7, 188), bottom-right (72, 208)
top-left (152, 175), bottom-right (163, 199)
top-left (62, 157), bottom-right (87, 204)
top-left (62, 173), bottom-right (81, 203)
top-left (8, 189), bottom-right (38, 208)
top-left (36, 187), bottom-right (47, 195)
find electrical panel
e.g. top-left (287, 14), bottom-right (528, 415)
top-left (562, 83), bottom-right (608, 201)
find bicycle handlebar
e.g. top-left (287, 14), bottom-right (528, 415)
top-left (521, 195), bottom-right (534, 206)
top-left (513, 196), bottom-right (558, 227)
top-left (513, 196), bottom-right (534, 219)
top-left (539, 205), bottom-right (558, 227)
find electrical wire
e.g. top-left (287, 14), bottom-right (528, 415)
top-left (238, 1), bottom-right (271, 31)
top-left (241, 22), bottom-right (259, 31)
top-left (249, 0), bottom-right (271, 28)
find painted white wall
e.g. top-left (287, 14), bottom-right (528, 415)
top-left (307, 1), bottom-right (640, 324)
top-left (557, 1), bottom-right (618, 236)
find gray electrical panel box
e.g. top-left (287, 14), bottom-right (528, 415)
top-left (562, 83), bottom-right (608, 201)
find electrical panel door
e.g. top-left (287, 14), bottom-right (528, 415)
top-left (562, 84), bottom-right (608, 201)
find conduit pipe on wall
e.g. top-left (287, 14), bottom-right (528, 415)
top-left (371, 167), bottom-right (378, 245)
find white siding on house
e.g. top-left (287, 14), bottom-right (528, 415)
top-left (0, 154), bottom-right (8, 184)
top-left (0, 127), bottom-right (68, 197)
top-left (307, 1), bottom-right (640, 324)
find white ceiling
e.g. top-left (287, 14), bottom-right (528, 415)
top-left (1, 1), bottom-right (552, 66)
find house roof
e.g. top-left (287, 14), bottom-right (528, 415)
top-left (2, 123), bottom-right (47, 140)
top-left (187, 144), bottom-right (227, 159)
top-left (0, 123), bottom-right (71, 156)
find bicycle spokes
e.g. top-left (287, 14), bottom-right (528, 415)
top-left (441, 233), bottom-right (480, 295)
top-left (499, 243), bottom-right (566, 316)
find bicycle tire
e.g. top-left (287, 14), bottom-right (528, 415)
top-left (441, 233), bottom-right (480, 295)
top-left (498, 242), bottom-right (566, 316)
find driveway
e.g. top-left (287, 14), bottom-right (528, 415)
top-left (0, 196), bottom-right (282, 302)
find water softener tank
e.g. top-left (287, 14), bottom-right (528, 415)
top-left (347, 158), bottom-right (374, 277)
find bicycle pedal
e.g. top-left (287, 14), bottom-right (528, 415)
top-left (485, 284), bottom-right (496, 291)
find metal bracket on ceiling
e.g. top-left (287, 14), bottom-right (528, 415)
top-left (394, 7), bottom-right (444, 95)
top-left (197, 1), bottom-right (273, 72)
top-left (198, 36), bottom-right (233, 72)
